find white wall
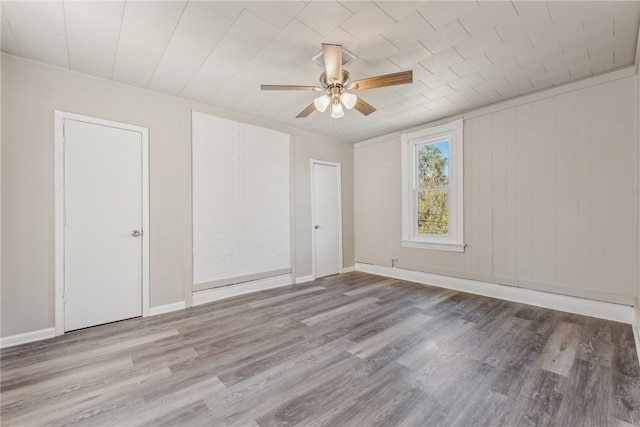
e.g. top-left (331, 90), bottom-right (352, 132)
top-left (0, 54), bottom-right (354, 338)
top-left (355, 69), bottom-right (638, 305)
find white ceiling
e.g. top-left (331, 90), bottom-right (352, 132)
top-left (2, 1), bottom-right (639, 143)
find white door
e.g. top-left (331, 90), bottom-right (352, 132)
top-left (64, 119), bottom-right (143, 331)
top-left (312, 161), bottom-right (342, 278)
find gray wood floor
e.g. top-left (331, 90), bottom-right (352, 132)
top-left (2, 271), bottom-right (640, 426)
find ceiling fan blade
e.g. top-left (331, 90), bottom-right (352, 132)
top-left (349, 70), bottom-right (413, 91)
top-left (322, 44), bottom-right (343, 84)
top-left (296, 103), bottom-right (316, 118)
top-left (261, 85), bottom-right (322, 91)
top-left (354, 98), bottom-right (376, 116)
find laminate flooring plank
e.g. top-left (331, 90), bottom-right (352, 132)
top-left (0, 355), bottom-right (133, 406)
top-left (347, 313), bottom-right (433, 358)
top-left (2, 366), bottom-right (172, 426)
top-left (343, 278), bottom-right (398, 296)
top-left (506, 367), bottom-right (566, 427)
top-left (1, 329), bottom-right (178, 385)
top-left (301, 296), bottom-right (380, 326)
top-left (555, 358), bottom-right (613, 427)
top-left (249, 285), bottom-right (325, 307)
top-left (2, 272), bottom-right (640, 426)
top-left (539, 321), bottom-right (583, 376)
top-left (396, 316), bottom-right (475, 369)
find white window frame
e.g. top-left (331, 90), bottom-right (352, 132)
top-left (401, 119), bottom-right (465, 252)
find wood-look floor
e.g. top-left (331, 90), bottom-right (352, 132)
top-left (2, 271), bottom-right (640, 426)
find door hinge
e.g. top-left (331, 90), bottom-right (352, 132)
top-left (62, 293), bottom-right (66, 304)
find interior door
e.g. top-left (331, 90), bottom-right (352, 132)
top-left (312, 162), bottom-right (341, 278)
top-left (64, 119), bottom-right (143, 331)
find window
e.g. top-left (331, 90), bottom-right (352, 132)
top-left (401, 119), bottom-right (464, 252)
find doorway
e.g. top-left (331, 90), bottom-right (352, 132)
top-left (54, 111), bottom-right (149, 334)
top-left (311, 160), bottom-right (343, 278)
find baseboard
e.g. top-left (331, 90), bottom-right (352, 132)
top-left (634, 309), bottom-right (640, 367)
top-left (0, 328), bottom-right (56, 349)
top-left (193, 274), bottom-right (293, 306)
top-left (355, 263), bottom-right (635, 325)
top-left (149, 301), bottom-right (186, 316)
top-left (295, 275), bottom-right (315, 284)
top-left (341, 266), bottom-right (356, 273)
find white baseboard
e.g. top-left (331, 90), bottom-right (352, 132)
top-left (149, 301), bottom-right (186, 316)
top-left (634, 309), bottom-right (640, 368)
top-left (295, 275), bottom-right (315, 284)
top-left (0, 328), bottom-right (56, 349)
top-left (193, 274), bottom-right (293, 306)
top-left (355, 263), bottom-right (635, 325)
top-left (341, 266), bottom-right (356, 273)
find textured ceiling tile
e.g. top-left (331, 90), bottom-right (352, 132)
top-left (422, 68), bottom-right (458, 88)
top-left (454, 28), bottom-right (503, 60)
top-left (374, 1), bottom-right (423, 22)
top-left (484, 35), bottom-right (533, 65)
top-left (341, 2), bottom-right (395, 41)
top-left (387, 42), bottom-right (432, 69)
top-left (477, 58), bottom-right (521, 82)
top-left (448, 72), bottom-right (484, 91)
top-left (420, 46), bottom-right (464, 73)
top-left (338, 1), bottom-right (368, 14)
top-left (589, 53), bottom-right (615, 75)
top-left (9, 21), bottom-right (68, 61)
top-left (181, 35), bottom-right (260, 103)
top-left (542, 47), bottom-right (589, 75)
top-left (1, 12), bottom-right (21, 55)
top-left (458, 1), bottom-right (517, 36)
top-left (228, 9), bottom-right (279, 49)
top-left (614, 43), bottom-right (637, 66)
top-left (2, 1), bottom-right (65, 37)
top-left (546, 1), bottom-right (581, 23)
top-left (450, 54), bottom-right (493, 78)
top-left (295, 2), bottom-right (353, 36)
top-left (200, 1), bottom-right (248, 20)
top-left (419, 19), bottom-right (470, 54)
top-left (422, 83), bottom-right (455, 101)
top-left (322, 27), bottom-right (363, 52)
top-left (63, 1), bottom-right (124, 26)
top-left (351, 34), bottom-right (400, 63)
top-left (417, 1), bottom-right (479, 30)
top-left (381, 12), bottom-right (434, 49)
top-left (528, 14), bottom-right (583, 50)
top-left (246, 1), bottom-right (305, 29)
top-left (148, 2), bottom-right (234, 95)
top-left (64, 7), bottom-right (121, 47)
top-left (274, 19), bottom-right (323, 52)
top-left (515, 41), bottom-right (561, 69)
top-left (112, 1), bottom-right (186, 87)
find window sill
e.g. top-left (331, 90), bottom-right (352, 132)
top-left (401, 240), bottom-right (466, 252)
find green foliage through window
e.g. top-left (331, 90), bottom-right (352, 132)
top-left (416, 141), bottom-right (449, 235)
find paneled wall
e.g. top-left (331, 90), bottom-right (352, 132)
top-left (192, 112), bottom-right (291, 290)
top-left (355, 72), bottom-right (637, 305)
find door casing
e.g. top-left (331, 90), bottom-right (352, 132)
top-left (54, 111), bottom-right (150, 336)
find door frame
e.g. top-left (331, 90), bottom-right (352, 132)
top-left (54, 110), bottom-right (150, 336)
top-left (310, 159), bottom-right (343, 279)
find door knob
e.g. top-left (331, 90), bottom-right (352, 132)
top-left (314, 225), bottom-right (320, 229)
top-left (131, 230), bottom-right (142, 237)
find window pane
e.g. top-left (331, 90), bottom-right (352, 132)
top-left (417, 141), bottom-right (449, 189)
top-left (417, 189), bottom-right (448, 235)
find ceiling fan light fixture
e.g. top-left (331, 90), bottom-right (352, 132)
top-left (340, 92), bottom-right (357, 110)
top-left (331, 100), bottom-right (344, 118)
top-left (314, 94), bottom-right (330, 112)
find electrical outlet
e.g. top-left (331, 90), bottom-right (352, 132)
top-left (391, 258), bottom-right (398, 267)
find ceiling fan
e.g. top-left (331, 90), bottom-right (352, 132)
top-left (261, 44), bottom-right (413, 119)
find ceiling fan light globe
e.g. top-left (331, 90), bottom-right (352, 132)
top-left (340, 92), bottom-right (357, 110)
top-left (331, 102), bottom-right (345, 118)
top-left (314, 95), bottom-right (330, 112)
